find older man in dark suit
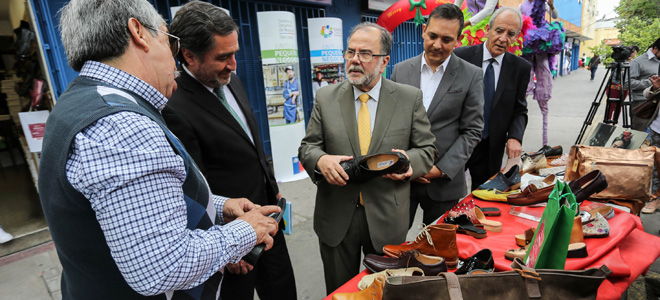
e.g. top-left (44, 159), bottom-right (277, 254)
top-left (162, 2), bottom-right (296, 299)
top-left (454, 7), bottom-right (531, 190)
top-left (390, 4), bottom-right (484, 226)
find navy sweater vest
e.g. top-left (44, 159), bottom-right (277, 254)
top-left (39, 76), bottom-right (222, 299)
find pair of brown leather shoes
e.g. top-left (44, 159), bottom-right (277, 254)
top-left (363, 250), bottom-right (447, 276)
top-left (382, 224), bottom-right (459, 269)
top-left (507, 170), bottom-right (609, 206)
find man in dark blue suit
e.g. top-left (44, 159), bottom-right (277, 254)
top-left (454, 7), bottom-right (531, 190)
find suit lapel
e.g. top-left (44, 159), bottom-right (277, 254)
top-left (493, 53), bottom-right (513, 109)
top-left (427, 54), bottom-right (459, 116)
top-left (368, 79), bottom-right (396, 154)
top-left (179, 70), bottom-right (253, 145)
top-left (227, 75), bottom-right (258, 146)
top-left (407, 55), bottom-right (422, 88)
top-left (468, 45), bottom-right (483, 67)
top-left (338, 82), bottom-right (361, 155)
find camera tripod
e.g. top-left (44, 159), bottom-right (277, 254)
top-left (575, 61), bottom-right (632, 144)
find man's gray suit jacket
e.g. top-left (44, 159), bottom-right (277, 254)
top-left (298, 78), bottom-right (438, 250)
top-left (391, 53), bottom-right (484, 202)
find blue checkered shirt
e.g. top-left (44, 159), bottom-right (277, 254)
top-left (65, 61), bottom-right (256, 296)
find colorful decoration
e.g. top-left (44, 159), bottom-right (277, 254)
top-left (522, 0), bottom-right (564, 57)
top-left (409, 0), bottom-right (428, 26)
top-left (377, 0), bottom-right (454, 33)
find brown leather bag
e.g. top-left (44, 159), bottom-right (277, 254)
top-left (564, 145), bottom-right (658, 214)
top-left (632, 97), bottom-right (659, 119)
top-left (382, 258), bottom-right (610, 300)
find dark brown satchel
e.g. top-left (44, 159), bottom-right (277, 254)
top-left (632, 97), bottom-right (658, 119)
top-left (382, 258), bottom-right (611, 300)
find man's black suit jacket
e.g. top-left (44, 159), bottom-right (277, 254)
top-left (454, 44), bottom-right (531, 172)
top-left (163, 70), bottom-right (278, 206)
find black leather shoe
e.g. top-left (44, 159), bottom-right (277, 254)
top-left (315, 152), bottom-right (410, 183)
top-left (568, 170), bottom-right (608, 203)
top-left (533, 145), bottom-right (563, 157)
top-left (444, 214), bottom-right (487, 239)
top-left (454, 249), bottom-right (494, 275)
top-left (477, 165), bottom-right (521, 191)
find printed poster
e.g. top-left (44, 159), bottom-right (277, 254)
top-left (307, 18), bottom-right (344, 99)
top-left (257, 11), bottom-right (308, 182)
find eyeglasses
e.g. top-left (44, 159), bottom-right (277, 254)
top-left (143, 25), bottom-right (180, 57)
top-left (343, 50), bottom-right (387, 63)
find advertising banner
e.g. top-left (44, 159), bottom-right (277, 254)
top-left (307, 17), bottom-right (344, 99)
top-left (257, 11), bottom-right (308, 182)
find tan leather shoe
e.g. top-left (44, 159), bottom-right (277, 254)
top-left (357, 267), bottom-right (423, 291)
top-left (333, 273), bottom-right (385, 300)
top-left (382, 224), bottom-right (459, 269)
top-left (568, 216), bottom-right (587, 258)
top-left (521, 153), bottom-right (548, 174)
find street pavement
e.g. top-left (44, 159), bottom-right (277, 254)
top-left (1, 67), bottom-right (660, 300)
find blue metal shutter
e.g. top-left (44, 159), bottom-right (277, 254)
top-left (363, 15), bottom-right (424, 79)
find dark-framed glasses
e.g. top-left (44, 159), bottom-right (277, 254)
top-left (343, 50), bottom-right (387, 63)
top-left (143, 25), bottom-right (180, 57)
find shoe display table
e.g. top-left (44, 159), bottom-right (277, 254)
top-left (325, 196), bottom-right (660, 300)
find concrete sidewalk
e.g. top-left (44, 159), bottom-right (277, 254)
top-left (1, 67), bottom-right (660, 300)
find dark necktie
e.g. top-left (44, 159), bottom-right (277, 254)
top-left (213, 87), bottom-right (249, 135)
top-left (482, 58), bottom-right (495, 139)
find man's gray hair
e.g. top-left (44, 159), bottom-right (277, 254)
top-left (489, 7), bottom-right (523, 34)
top-left (59, 0), bottom-right (165, 71)
top-left (347, 23), bottom-right (393, 56)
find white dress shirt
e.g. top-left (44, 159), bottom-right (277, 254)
top-left (482, 43), bottom-right (504, 89)
top-left (420, 53), bottom-right (451, 110)
top-left (353, 76), bottom-right (383, 134)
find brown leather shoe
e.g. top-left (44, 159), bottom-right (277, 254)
top-left (506, 184), bottom-right (554, 206)
top-left (568, 170), bottom-right (608, 203)
top-left (332, 273), bottom-right (385, 300)
top-left (382, 224), bottom-right (459, 269)
top-left (363, 250), bottom-right (447, 275)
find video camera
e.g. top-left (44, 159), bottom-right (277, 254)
top-left (610, 45), bottom-right (633, 63)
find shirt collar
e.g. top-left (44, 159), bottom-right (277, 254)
top-left (182, 64), bottom-right (215, 94)
top-left (353, 76), bottom-right (383, 103)
top-left (79, 61), bottom-right (169, 112)
top-left (421, 51), bottom-right (451, 73)
top-left (483, 43), bottom-right (504, 65)
top-left (647, 48), bottom-right (660, 62)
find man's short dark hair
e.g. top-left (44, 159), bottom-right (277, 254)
top-left (426, 4), bottom-right (464, 38)
top-left (650, 38), bottom-right (660, 51)
top-left (169, 1), bottom-right (239, 65)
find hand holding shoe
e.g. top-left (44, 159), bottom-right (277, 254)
top-left (237, 206), bottom-right (281, 251)
top-left (316, 154), bottom-right (353, 186)
top-left (383, 149), bottom-right (412, 181)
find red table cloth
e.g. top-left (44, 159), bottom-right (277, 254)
top-left (325, 196), bottom-right (660, 300)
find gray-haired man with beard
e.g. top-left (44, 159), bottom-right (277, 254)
top-left (299, 22), bottom-right (437, 294)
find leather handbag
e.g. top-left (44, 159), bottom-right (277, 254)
top-left (631, 97), bottom-right (658, 119)
top-left (564, 145), bottom-right (658, 214)
top-left (382, 258), bottom-right (611, 300)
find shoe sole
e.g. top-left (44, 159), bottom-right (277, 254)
top-left (381, 249), bottom-right (458, 270)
